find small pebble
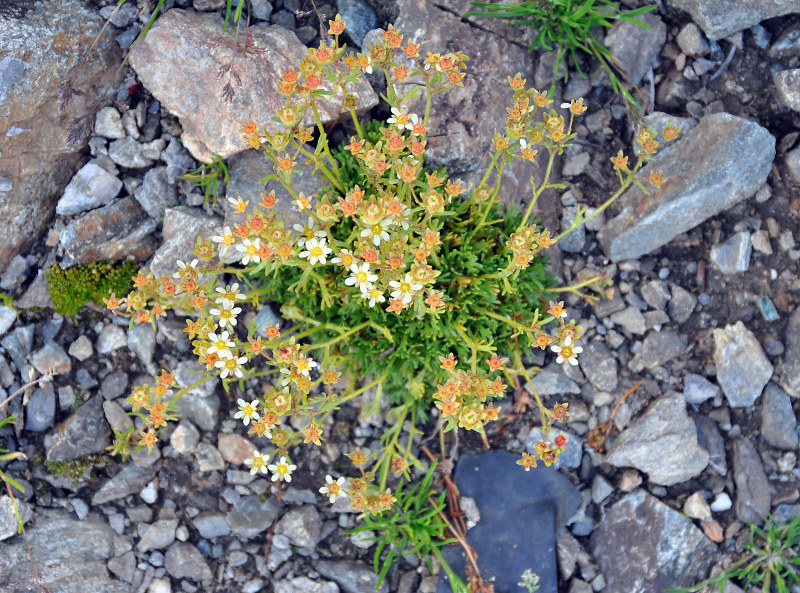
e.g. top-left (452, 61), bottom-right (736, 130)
top-left (710, 492), bottom-right (732, 512)
top-left (140, 480), bottom-right (158, 504)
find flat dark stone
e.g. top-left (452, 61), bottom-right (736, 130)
top-left (436, 450), bottom-right (581, 593)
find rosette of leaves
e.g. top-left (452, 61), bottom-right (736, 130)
top-left (257, 121), bottom-right (554, 413)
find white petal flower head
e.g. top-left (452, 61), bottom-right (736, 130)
top-left (319, 475), bottom-right (346, 503)
top-left (207, 330), bottom-right (235, 359)
top-left (215, 282), bottom-right (246, 306)
top-left (345, 263), bottom-right (378, 293)
top-left (228, 196), bottom-right (249, 213)
top-left (299, 237), bottom-right (332, 265)
top-left (293, 356), bottom-right (318, 377)
top-left (389, 273), bottom-right (423, 305)
top-left (234, 398), bottom-right (260, 425)
top-left (237, 238), bottom-right (262, 265)
top-left (210, 301), bottom-right (242, 327)
top-left (360, 286), bottom-right (385, 308)
top-left (293, 216), bottom-right (326, 248)
top-left (244, 450), bottom-right (270, 475)
top-left (211, 226), bottom-right (235, 252)
top-left (359, 218), bottom-right (392, 247)
top-left (550, 336), bottom-right (583, 366)
top-left (173, 258), bottom-right (199, 278)
top-left (387, 107), bottom-right (413, 130)
top-left (268, 456), bottom-right (297, 482)
top-left (331, 249), bottom-right (355, 267)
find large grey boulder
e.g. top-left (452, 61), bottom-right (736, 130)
top-left (668, 0), bottom-right (799, 40)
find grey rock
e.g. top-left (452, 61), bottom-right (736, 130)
top-left (629, 330), bottom-right (687, 372)
top-left (107, 551), bottom-right (136, 583)
top-left (227, 495), bottom-right (279, 539)
top-left (70, 497), bottom-right (89, 519)
top-left (101, 370), bottom-right (128, 400)
top-left (0, 255), bottom-right (29, 291)
top-left (250, 0), bottom-right (273, 20)
top-left (97, 323), bottom-right (127, 354)
top-left (59, 196), bottom-right (158, 267)
top-left (134, 166), bottom-right (177, 218)
top-left (173, 360), bottom-right (220, 431)
top-left (606, 393), bottom-right (709, 486)
top-left (526, 428), bottom-right (583, 470)
top-left (641, 279), bottom-right (670, 310)
top-left (138, 519), bottom-right (178, 553)
top-left (68, 334), bottom-right (93, 361)
top-left (787, 147), bottom-right (800, 184)
top-left (108, 137), bottom-right (154, 168)
top-left (590, 490), bottom-right (716, 593)
top-left (710, 231), bottom-right (751, 274)
top-left (94, 106), bottom-right (126, 139)
top-left (591, 475), bottom-right (614, 505)
top-left (337, 0), bottom-right (379, 46)
top-left (161, 137), bottom-right (196, 184)
top-left (0, 305), bottom-right (17, 337)
top-left (103, 400), bottom-right (133, 434)
top-left (193, 512), bottom-right (231, 539)
top-left (25, 381), bottom-right (56, 431)
top-left (0, 0), bottom-right (121, 274)
top-left (141, 138), bottom-right (167, 161)
top-left (559, 205), bottom-right (585, 253)
top-left (733, 438), bottom-right (771, 524)
top-left (195, 442), bottom-right (225, 471)
top-left (683, 373), bottom-right (720, 405)
top-left (563, 151), bottom-right (591, 177)
top-left (254, 304), bottom-right (283, 337)
top-left (128, 10), bottom-right (377, 162)
top-left (276, 505), bottom-right (323, 548)
top-left (100, 2), bottom-right (139, 27)
top-left (780, 307), bottom-right (800, 397)
top-left (769, 25), bottom-right (800, 59)
top-left (56, 162), bottom-right (122, 215)
top-left (669, 285), bottom-right (697, 323)
top-left (0, 509), bottom-right (128, 593)
top-left (128, 322), bottom-right (157, 374)
top-left (317, 560), bottom-right (389, 593)
top-left (579, 341), bottom-right (618, 392)
top-left (31, 340), bottom-right (71, 375)
top-left (170, 420), bottom-right (200, 454)
top-left (676, 22), bottom-right (711, 56)
top-left (164, 542), bottom-right (212, 581)
top-left (1, 324), bottom-right (33, 372)
top-left (775, 69), bottom-right (800, 112)
top-left (47, 395), bottom-right (111, 461)
top-left (599, 113), bottom-right (774, 262)
top-left (670, 0), bottom-right (799, 40)
top-left (527, 363), bottom-right (581, 396)
top-left (610, 306), bottom-right (646, 335)
top-left (694, 414), bottom-right (727, 475)
top-left (760, 383), bottom-right (798, 450)
top-left (92, 462), bottom-right (160, 505)
top-left (149, 207), bottom-right (222, 279)
top-left (773, 504), bottom-right (800, 525)
top-left (604, 12), bottom-right (666, 85)
top-left (713, 321), bottom-right (773, 407)
top-left (274, 577), bottom-right (339, 593)
top-left (0, 496), bottom-right (32, 541)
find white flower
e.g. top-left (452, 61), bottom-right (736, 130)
top-left (345, 263), bottom-right (378, 293)
top-left (207, 330), bottom-right (235, 359)
top-left (210, 301), bottom-right (242, 327)
top-left (211, 226), bottom-right (235, 252)
top-left (359, 217), bottom-right (392, 247)
top-left (319, 475), bottom-right (346, 503)
top-left (215, 283), bottom-right (246, 306)
top-left (234, 398), bottom-right (260, 425)
top-left (293, 356), bottom-right (318, 377)
top-left (560, 102), bottom-right (572, 109)
top-left (173, 259), bottom-right (199, 278)
top-left (215, 355), bottom-right (248, 379)
top-left (244, 450), bottom-right (270, 475)
top-left (268, 456), bottom-right (296, 482)
top-left (360, 286), bottom-right (385, 308)
top-left (387, 107), bottom-right (413, 130)
top-left (550, 336), bottom-right (582, 366)
top-left (236, 238), bottom-right (262, 265)
top-left (228, 196), bottom-right (249, 213)
top-left (299, 237), bottom-right (332, 265)
top-left (331, 249), bottom-right (355, 267)
top-left (388, 273), bottom-right (423, 305)
top-left (293, 216), bottom-right (326, 248)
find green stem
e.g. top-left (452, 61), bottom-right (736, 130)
top-left (521, 148), bottom-right (557, 227)
top-left (310, 99), bottom-right (342, 177)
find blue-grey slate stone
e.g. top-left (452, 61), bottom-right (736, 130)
top-left (46, 395), bottom-right (111, 461)
top-left (25, 381), bottom-right (55, 432)
top-left (760, 383), bottom-right (798, 450)
top-left (337, 0), bottom-right (379, 47)
top-left (436, 450), bottom-right (581, 593)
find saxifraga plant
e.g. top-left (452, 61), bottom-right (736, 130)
top-left (46, 259), bottom-right (138, 317)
